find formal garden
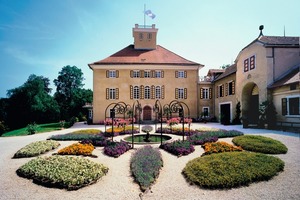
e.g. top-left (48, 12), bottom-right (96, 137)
top-left (12, 118), bottom-right (288, 192)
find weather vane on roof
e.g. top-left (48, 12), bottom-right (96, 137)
top-left (143, 4), bottom-right (156, 28)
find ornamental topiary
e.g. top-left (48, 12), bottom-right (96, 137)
top-left (130, 146), bottom-right (163, 191)
top-left (182, 152), bottom-right (284, 189)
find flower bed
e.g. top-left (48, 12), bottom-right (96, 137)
top-left (130, 146), bottom-right (163, 191)
top-left (232, 135), bottom-right (288, 154)
top-left (182, 152), bottom-right (284, 189)
top-left (156, 127), bottom-right (198, 136)
top-left (17, 156), bottom-right (108, 190)
top-left (160, 140), bottom-right (195, 156)
top-left (58, 143), bottom-right (94, 156)
top-left (49, 133), bottom-right (105, 141)
top-left (104, 126), bottom-right (139, 137)
top-left (104, 141), bottom-right (131, 157)
top-left (188, 133), bottom-right (218, 145)
top-left (71, 129), bottom-right (102, 134)
top-left (13, 140), bottom-right (60, 158)
top-left (202, 141), bottom-right (243, 155)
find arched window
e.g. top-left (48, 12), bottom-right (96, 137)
top-left (133, 86), bottom-right (139, 99)
top-left (145, 86), bottom-right (150, 99)
top-left (155, 86), bottom-right (161, 99)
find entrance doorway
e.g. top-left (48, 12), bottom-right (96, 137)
top-left (220, 104), bottom-right (231, 125)
top-left (143, 106), bottom-right (152, 121)
top-left (242, 83), bottom-right (259, 125)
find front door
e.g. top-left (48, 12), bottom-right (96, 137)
top-left (143, 106), bottom-right (152, 120)
top-left (220, 104), bottom-right (231, 125)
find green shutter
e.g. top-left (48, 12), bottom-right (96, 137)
top-left (175, 88), bottom-right (178, 99)
top-left (184, 88), bottom-right (187, 99)
top-left (200, 88), bottom-right (203, 99)
top-left (106, 88), bottom-right (109, 99)
top-left (130, 85), bottom-right (133, 99)
top-left (161, 85), bottom-right (165, 99)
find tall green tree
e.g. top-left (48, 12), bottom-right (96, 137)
top-left (6, 74), bottom-right (60, 129)
top-left (54, 65), bottom-right (91, 120)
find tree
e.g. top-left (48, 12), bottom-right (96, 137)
top-left (220, 64), bottom-right (230, 69)
top-left (6, 74), bottom-right (60, 129)
top-left (54, 65), bottom-right (91, 120)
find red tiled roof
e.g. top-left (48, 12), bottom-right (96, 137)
top-left (89, 45), bottom-right (201, 66)
top-left (258, 36), bottom-right (299, 46)
top-left (268, 65), bottom-right (300, 88)
top-left (214, 64), bottom-right (237, 81)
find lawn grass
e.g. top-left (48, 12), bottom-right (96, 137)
top-left (2, 122), bottom-right (63, 137)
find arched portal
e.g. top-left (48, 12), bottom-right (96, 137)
top-left (143, 105), bottom-right (152, 121)
top-left (242, 83), bottom-right (259, 124)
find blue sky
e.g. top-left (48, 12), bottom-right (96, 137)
top-left (0, 0), bottom-right (299, 98)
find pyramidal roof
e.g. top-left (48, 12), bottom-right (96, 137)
top-left (89, 45), bottom-right (201, 67)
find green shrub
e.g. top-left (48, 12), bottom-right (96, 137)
top-left (13, 140), bottom-right (60, 158)
top-left (182, 152), bottom-right (284, 189)
top-left (232, 135), bottom-right (288, 154)
top-left (17, 156), bottom-right (108, 190)
top-left (130, 146), bottom-right (163, 191)
top-left (26, 123), bottom-right (39, 135)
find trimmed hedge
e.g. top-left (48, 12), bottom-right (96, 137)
top-left (232, 135), bottom-right (288, 154)
top-left (130, 146), bottom-right (163, 191)
top-left (182, 152), bottom-right (284, 189)
top-left (17, 156), bottom-right (108, 190)
top-left (13, 140), bottom-right (60, 158)
top-left (71, 129), bottom-right (102, 134)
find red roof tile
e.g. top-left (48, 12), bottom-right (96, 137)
top-left (89, 45), bottom-right (201, 66)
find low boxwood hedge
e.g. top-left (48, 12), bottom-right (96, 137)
top-left (232, 135), bottom-right (288, 154)
top-left (182, 152), bottom-right (284, 189)
top-left (17, 156), bottom-right (108, 190)
top-left (130, 146), bottom-right (163, 191)
top-left (13, 140), bottom-right (60, 158)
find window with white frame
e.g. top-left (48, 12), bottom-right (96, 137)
top-left (178, 71), bottom-right (185, 78)
top-left (202, 88), bottom-right (209, 99)
top-left (155, 86), bottom-right (161, 99)
top-left (145, 86), bottom-right (150, 99)
top-left (178, 88), bottom-right (184, 99)
top-left (282, 96), bottom-right (300, 116)
top-left (109, 88), bottom-right (116, 100)
top-left (144, 70), bottom-right (150, 78)
top-left (108, 70), bottom-right (116, 78)
top-left (155, 70), bottom-right (161, 78)
top-left (133, 86), bottom-right (139, 99)
top-left (133, 70), bottom-right (140, 78)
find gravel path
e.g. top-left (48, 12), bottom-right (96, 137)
top-left (0, 123), bottom-right (299, 200)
